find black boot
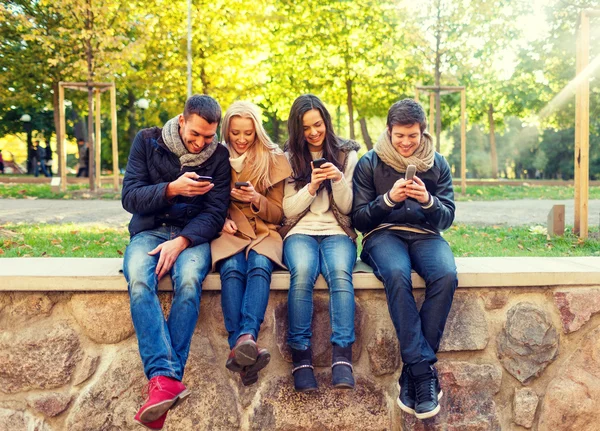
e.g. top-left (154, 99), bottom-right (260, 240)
top-left (331, 345), bottom-right (354, 389)
top-left (291, 347), bottom-right (318, 392)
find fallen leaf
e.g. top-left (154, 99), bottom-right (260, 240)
top-left (0, 249), bottom-right (4, 255)
top-left (117, 249), bottom-right (123, 255)
top-left (51, 238), bottom-right (62, 245)
top-left (99, 236), bottom-right (106, 242)
top-left (72, 246), bottom-right (81, 251)
top-left (70, 231), bottom-right (80, 235)
top-left (517, 244), bottom-right (524, 249)
top-left (97, 251), bottom-right (104, 256)
top-left (496, 238), bottom-right (503, 243)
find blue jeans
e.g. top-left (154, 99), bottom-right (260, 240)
top-left (123, 226), bottom-right (211, 381)
top-left (361, 230), bottom-right (457, 366)
top-left (283, 234), bottom-right (356, 350)
top-left (219, 250), bottom-right (274, 349)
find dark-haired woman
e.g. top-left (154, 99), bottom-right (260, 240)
top-left (281, 94), bottom-right (359, 392)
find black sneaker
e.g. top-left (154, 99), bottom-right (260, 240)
top-left (408, 361), bottom-right (443, 420)
top-left (396, 364), bottom-right (416, 415)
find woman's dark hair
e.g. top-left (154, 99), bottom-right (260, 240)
top-left (285, 94), bottom-right (343, 190)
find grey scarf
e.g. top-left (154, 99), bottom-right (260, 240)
top-left (161, 115), bottom-right (218, 168)
top-left (374, 130), bottom-right (434, 173)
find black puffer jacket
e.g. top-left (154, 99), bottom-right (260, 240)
top-left (352, 150), bottom-right (455, 238)
top-left (122, 127), bottom-right (231, 246)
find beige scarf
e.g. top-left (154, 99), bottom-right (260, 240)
top-left (161, 115), bottom-right (218, 168)
top-left (374, 129), bottom-right (435, 173)
top-left (227, 146), bottom-right (247, 174)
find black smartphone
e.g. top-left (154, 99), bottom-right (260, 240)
top-left (312, 158), bottom-right (327, 169)
top-left (195, 175), bottom-right (213, 182)
top-left (234, 181), bottom-right (249, 189)
top-left (405, 165), bottom-right (416, 181)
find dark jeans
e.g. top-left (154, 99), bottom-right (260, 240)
top-left (361, 230), bottom-right (457, 365)
top-left (123, 226), bottom-right (211, 381)
top-left (219, 250), bottom-right (274, 349)
top-left (283, 234), bottom-right (356, 350)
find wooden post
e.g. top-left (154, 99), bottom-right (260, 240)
top-left (58, 83), bottom-right (67, 193)
top-left (579, 11), bottom-right (589, 239)
top-left (110, 84), bottom-right (119, 191)
top-left (429, 93), bottom-right (435, 136)
top-left (95, 89), bottom-right (102, 191)
top-left (460, 89), bottom-right (467, 194)
top-left (415, 88), bottom-right (420, 103)
top-left (488, 104), bottom-right (498, 179)
top-left (574, 19), bottom-right (582, 234)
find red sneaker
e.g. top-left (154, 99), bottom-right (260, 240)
top-left (137, 376), bottom-right (190, 423)
top-left (134, 410), bottom-right (167, 430)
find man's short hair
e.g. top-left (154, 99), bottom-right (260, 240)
top-left (184, 95), bottom-right (221, 124)
top-left (387, 99), bottom-right (427, 133)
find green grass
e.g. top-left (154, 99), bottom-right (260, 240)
top-left (0, 183), bottom-right (121, 200)
top-left (455, 185), bottom-right (600, 201)
top-left (2, 223), bottom-right (598, 259)
top-left (0, 223), bottom-right (129, 257)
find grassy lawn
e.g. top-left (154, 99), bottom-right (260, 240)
top-left (454, 185), bottom-right (600, 201)
top-left (0, 183), bottom-right (121, 200)
top-left (1, 223), bottom-right (598, 258)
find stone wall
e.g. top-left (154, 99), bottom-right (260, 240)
top-left (1, 286), bottom-right (600, 431)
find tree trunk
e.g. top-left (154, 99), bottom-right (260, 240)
top-left (52, 81), bottom-right (61, 177)
top-left (359, 117), bottom-right (373, 150)
top-left (488, 103), bottom-right (498, 179)
top-left (434, 0), bottom-right (442, 153)
top-left (346, 79), bottom-right (355, 140)
top-left (86, 0), bottom-right (95, 192)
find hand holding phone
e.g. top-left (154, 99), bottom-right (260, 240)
top-left (195, 175), bottom-right (213, 183)
top-left (405, 165), bottom-right (416, 181)
top-left (312, 158), bottom-right (327, 169)
top-left (235, 181), bottom-right (250, 189)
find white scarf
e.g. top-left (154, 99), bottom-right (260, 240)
top-left (373, 130), bottom-right (435, 173)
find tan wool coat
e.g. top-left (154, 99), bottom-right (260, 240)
top-left (211, 153), bottom-right (292, 270)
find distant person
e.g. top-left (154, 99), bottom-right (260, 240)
top-left (0, 149), bottom-right (4, 174)
top-left (33, 140), bottom-right (50, 177)
top-left (211, 101), bottom-right (291, 386)
top-left (44, 141), bottom-right (53, 177)
top-left (76, 139), bottom-right (89, 177)
top-left (352, 99), bottom-right (457, 420)
top-left (122, 94), bottom-right (230, 430)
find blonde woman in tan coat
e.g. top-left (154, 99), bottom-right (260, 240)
top-left (211, 101), bottom-right (292, 386)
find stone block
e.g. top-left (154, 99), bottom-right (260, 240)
top-left (367, 325), bottom-right (400, 376)
top-left (6, 292), bottom-right (55, 317)
top-left (497, 303), bottom-right (559, 383)
top-left (484, 291), bottom-right (509, 310)
top-left (275, 294), bottom-right (364, 366)
top-left (249, 373), bottom-right (390, 430)
top-left (538, 325), bottom-right (600, 431)
top-left (72, 353), bottom-right (100, 386)
top-left (439, 292), bottom-right (489, 352)
top-left (69, 293), bottom-right (134, 344)
top-left (513, 388), bottom-right (538, 429)
top-left (0, 322), bottom-right (81, 393)
top-left (28, 392), bottom-right (72, 417)
top-left (0, 408), bottom-right (52, 431)
top-left (554, 288), bottom-right (600, 334)
top-left (547, 204), bottom-right (565, 236)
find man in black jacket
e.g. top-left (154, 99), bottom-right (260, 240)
top-left (122, 94), bottom-right (231, 429)
top-left (352, 99), bottom-right (457, 420)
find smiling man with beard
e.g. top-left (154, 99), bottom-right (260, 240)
top-left (121, 94), bottom-right (231, 430)
top-left (352, 98), bottom-right (457, 420)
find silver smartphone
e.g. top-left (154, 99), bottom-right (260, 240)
top-left (405, 165), bottom-right (416, 181)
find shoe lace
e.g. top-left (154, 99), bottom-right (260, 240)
top-left (414, 375), bottom-right (435, 403)
top-left (142, 378), bottom-right (162, 400)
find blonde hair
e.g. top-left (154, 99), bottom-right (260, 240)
top-left (222, 101), bottom-right (283, 191)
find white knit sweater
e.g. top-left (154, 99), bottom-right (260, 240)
top-left (283, 150), bottom-right (358, 238)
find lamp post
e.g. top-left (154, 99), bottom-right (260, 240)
top-left (135, 98), bottom-right (149, 128)
top-left (20, 114), bottom-right (33, 174)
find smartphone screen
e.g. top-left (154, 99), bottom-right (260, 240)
top-left (235, 181), bottom-right (249, 189)
top-left (405, 165), bottom-right (416, 181)
top-left (196, 176), bottom-right (213, 182)
top-left (312, 158), bottom-right (327, 169)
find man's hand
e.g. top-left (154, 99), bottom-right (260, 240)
top-left (388, 178), bottom-right (410, 203)
top-left (308, 162), bottom-right (328, 196)
top-left (148, 236), bottom-right (190, 280)
top-left (222, 218), bottom-right (238, 234)
top-left (166, 172), bottom-right (214, 199)
top-left (405, 176), bottom-right (430, 204)
top-left (231, 181), bottom-right (260, 206)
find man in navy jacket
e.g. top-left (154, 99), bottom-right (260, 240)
top-left (122, 94), bottom-right (230, 429)
top-left (352, 99), bottom-right (457, 420)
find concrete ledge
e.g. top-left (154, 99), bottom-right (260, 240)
top-left (1, 256), bottom-right (599, 291)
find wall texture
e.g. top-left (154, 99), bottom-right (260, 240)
top-left (1, 286), bottom-right (600, 431)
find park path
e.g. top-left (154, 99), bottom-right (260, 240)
top-left (0, 198), bottom-right (599, 228)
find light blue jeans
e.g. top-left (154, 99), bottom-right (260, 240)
top-left (123, 226), bottom-right (211, 381)
top-left (219, 250), bottom-right (274, 348)
top-left (283, 234), bottom-right (356, 351)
